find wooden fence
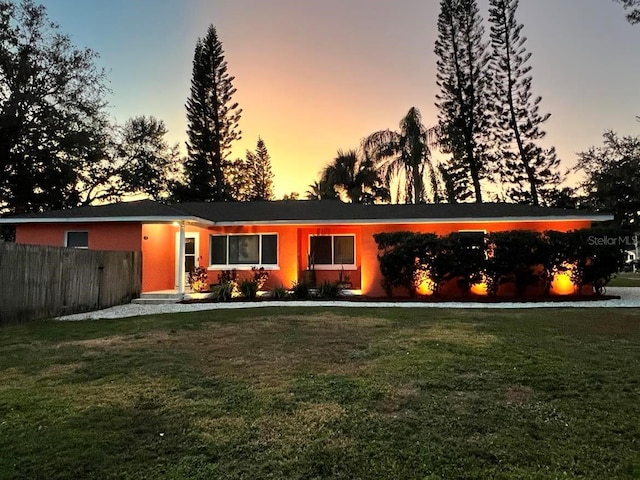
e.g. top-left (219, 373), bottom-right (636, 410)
top-left (0, 242), bottom-right (141, 324)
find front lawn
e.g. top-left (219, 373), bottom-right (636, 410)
top-left (609, 272), bottom-right (640, 287)
top-left (1, 308), bottom-right (639, 479)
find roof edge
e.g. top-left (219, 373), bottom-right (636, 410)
top-left (208, 214), bottom-right (614, 227)
top-left (0, 216), bottom-right (211, 225)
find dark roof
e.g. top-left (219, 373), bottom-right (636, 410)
top-left (2, 199), bottom-right (193, 221)
top-left (0, 199), bottom-right (612, 225)
top-left (178, 200), bottom-right (607, 223)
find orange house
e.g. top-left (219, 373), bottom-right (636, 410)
top-left (3, 199), bottom-right (612, 298)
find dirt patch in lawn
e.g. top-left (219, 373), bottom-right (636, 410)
top-left (505, 385), bottom-right (533, 405)
top-left (183, 314), bottom-right (387, 386)
top-left (58, 314), bottom-right (388, 389)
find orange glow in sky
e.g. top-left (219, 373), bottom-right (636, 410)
top-left (37, 0), bottom-right (640, 199)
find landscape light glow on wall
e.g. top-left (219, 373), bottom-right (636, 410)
top-left (551, 263), bottom-right (576, 295)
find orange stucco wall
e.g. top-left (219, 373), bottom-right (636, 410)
top-left (16, 223), bottom-right (142, 251)
top-left (15, 218), bottom-right (594, 297)
top-left (205, 225), bottom-right (300, 290)
top-left (141, 223), bottom-right (177, 292)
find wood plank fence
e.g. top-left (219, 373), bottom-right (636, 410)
top-left (0, 242), bottom-right (141, 325)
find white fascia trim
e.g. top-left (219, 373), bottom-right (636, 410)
top-left (210, 215), bottom-right (614, 226)
top-left (0, 216), bottom-right (215, 226)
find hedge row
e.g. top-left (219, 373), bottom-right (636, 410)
top-left (374, 228), bottom-right (628, 298)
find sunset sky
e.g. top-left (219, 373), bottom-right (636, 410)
top-left (39, 0), bottom-right (640, 199)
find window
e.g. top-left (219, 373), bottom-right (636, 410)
top-left (310, 235), bottom-right (355, 267)
top-left (458, 230), bottom-right (485, 250)
top-left (66, 231), bottom-right (88, 248)
top-left (209, 234), bottom-right (278, 267)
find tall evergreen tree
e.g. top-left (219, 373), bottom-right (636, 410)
top-left (488, 0), bottom-right (560, 206)
top-left (434, 0), bottom-right (491, 203)
top-left (245, 137), bottom-right (275, 201)
top-left (180, 25), bottom-right (241, 202)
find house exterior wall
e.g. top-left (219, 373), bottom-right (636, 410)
top-left (15, 217), bottom-right (594, 297)
top-left (204, 225), bottom-right (300, 290)
top-left (15, 223), bottom-right (142, 251)
top-left (141, 223), bottom-right (177, 292)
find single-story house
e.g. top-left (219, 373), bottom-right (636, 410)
top-left (1, 199), bottom-right (612, 297)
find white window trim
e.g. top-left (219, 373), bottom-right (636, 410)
top-left (208, 233), bottom-right (279, 270)
top-left (309, 234), bottom-right (357, 270)
top-left (65, 230), bottom-right (89, 249)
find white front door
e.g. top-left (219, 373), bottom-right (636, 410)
top-left (175, 233), bottom-right (199, 288)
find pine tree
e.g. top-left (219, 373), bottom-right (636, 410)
top-left (434, 0), bottom-right (492, 203)
top-left (180, 25), bottom-right (241, 202)
top-left (488, 0), bottom-right (560, 205)
top-left (245, 137), bottom-right (275, 201)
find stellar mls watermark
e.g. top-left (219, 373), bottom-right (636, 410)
top-left (587, 235), bottom-right (639, 247)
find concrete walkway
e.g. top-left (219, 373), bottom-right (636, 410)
top-left (55, 287), bottom-right (640, 321)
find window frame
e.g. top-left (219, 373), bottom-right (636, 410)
top-left (457, 230), bottom-right (486, 244)
top-left (457, 230), bottom-right (487, 256)
top-left (309, 234), bottom-right (357, 270)
top-left (208, 233), bottom-right (279, 270)
top-left (65, 230), bottom-right (89, 249)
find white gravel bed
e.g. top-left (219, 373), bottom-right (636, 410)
top-left (55, 287), bottom-right (640, 321)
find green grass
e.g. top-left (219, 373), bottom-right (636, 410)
top-left (608, 272), bottom-right (640, 287)
top-left (1, 307), bottom-right (639, 479)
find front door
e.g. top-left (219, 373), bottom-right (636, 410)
top-left (175, 233), bottom-right (199, 289)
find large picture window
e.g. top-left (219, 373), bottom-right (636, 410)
top-left (310, 235), bottom-right (355, 266)
top-left (210, 234), bottom-right (278, 267)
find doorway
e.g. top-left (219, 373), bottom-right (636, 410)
top-left (175, 233), bottom-right (199, 289)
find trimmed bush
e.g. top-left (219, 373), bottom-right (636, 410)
top-left (375, 227), bottom-right (626, 299)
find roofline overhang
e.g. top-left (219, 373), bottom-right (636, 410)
top-left (207, 214), bottom-right (614, 226)
top-left (0, 216), bottom-right (215, 226)
top-left (0, 214), bottom-right (614, 226)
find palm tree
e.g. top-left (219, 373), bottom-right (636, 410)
top-left (363, 107), bottom-right (440, 204)
top-left (320, 149), bottom-right (389, 204)
top-left (305, 179), bottom-right (338, 200)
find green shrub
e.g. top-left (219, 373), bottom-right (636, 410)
top-left (213, 281), bottom-right (236, 302)
top-left (317, 281), bottom-right (344, 299)
top-left (484, 230), bottom-right (546, 297)
top-left (375, 227), bottom-right (627, 298)
top-left (374, 232), bottom-right (440, 297)
top-left (238, 280), bottom-right (257, 299)
top-left (272, 285), bottom-right (289, 300)
top-left (290, 281), bottom-right (312, 300)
